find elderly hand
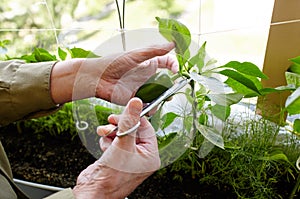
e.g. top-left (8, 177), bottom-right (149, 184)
top-left (72, 97), bottom-right (160, 199)
top-left (51, 42), bottom-right (178, 105)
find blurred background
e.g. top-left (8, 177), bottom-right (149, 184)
top-left (0, 0), bottom-right (274, 68)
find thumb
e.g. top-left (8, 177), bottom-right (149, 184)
top-left (115, 97), bottom-right (143, 148)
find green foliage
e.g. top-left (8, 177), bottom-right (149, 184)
top-left (154, 17), bottom-right (300, 198)
top-left (155, 17), bottom-right (270, 153)
top-left (67, 47), bottom-right (100, 59)
top-left (285, 87), bottom-right (300, 116)
top-left (0, 40), bottom-right (10, 53)
top-left (5, 46), bottom-right (100, 63)
top-left (284, 56), bottom-right (300, 135)
top-left (162, 117), bottom-right (300, 199)
top-left (288, 56), bottom-right (300, 74)
top-left (22, 103), bottom-right (77, 138)
top-left (135, 71), bottom-right (174, 103)
top-left (0, 42), bottom-right (101, 139)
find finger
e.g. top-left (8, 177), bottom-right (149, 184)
top-left (97, 124), bottom-right (116, 136)
top-left (136, 117), bottom-right (158, 152)
top-left (114, 97), bottom-right (143, 148)
top-left (156, 54), bottom-right (179, 74)
top-left (129, 42), bottom-right (175, 64)
top-left (99, 136), bottom-right (113, 152)
top-left (107, 114), bottom-right (120, 125)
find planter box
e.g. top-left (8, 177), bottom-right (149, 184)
top-left (14, 179), bottom-right (63, 199)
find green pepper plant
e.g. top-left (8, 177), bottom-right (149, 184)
top-left (285, 56), bottom-right (300, 134)
top-left (134, 17), bottom-right (299, 164)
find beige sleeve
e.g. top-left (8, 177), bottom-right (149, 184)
top-left (44, 188), bottom-right (75, 199)
top-left (0, 60), bottom-right (60, 126)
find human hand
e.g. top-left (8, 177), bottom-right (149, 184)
top-left (72, 97), bottom-right (160, 199)
top-left (74, 42), bottom-right (177, 105)
top-left (51, 42), bottom-right (177, 105)
top-left (97, 42), bottom-right (178, 104)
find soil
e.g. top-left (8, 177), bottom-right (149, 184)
top-left (0, 124), bottom-right (230, 199)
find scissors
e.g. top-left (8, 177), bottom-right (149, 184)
top-left (105, 77), bottom-right (191, 137)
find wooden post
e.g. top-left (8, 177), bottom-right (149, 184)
top-left (256, 0), bottom-right (300, 124)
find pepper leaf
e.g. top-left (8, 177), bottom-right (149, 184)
top-left (293, 119), bottom-right (300, 133)
top-left (33, 48), bottom-right (57, 62)
top-left (289, 56), bottom-right (300, 65)
top-left (161, 112), bottom-right (180, 129)
top-left (210, 104), bottom-right (231, 121)
top-left (220, 69), bottom-right (261, 95)
top-left (68, 47), bottom-right (100, 58)
top-left (206, 93), bottom-right (244, 106)
top-left (190, 72), bottom-right (231, 94)
top-left (285, 87), bottom-right (300, 115)
top-left (195, 122), bottom-right (224, 149)
top-left (220, 61), bottom-right (268, 79)
top-left (155, 17), bottom-right (191, 57)
top-left (188, 42), bottom-right (206, 72)
top-left (58, 47), bottom-right (68, 60)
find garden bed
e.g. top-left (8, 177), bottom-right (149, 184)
top-left (0, 124), bottom-right (232, 199)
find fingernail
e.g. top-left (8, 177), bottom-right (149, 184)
top-left (128, 98), bottom-right (142, 116)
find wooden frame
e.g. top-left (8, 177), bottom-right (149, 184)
top-left (256, 0), bottom-right (300, 124)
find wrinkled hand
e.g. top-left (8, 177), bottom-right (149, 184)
top-left (73, 98), bottom-right (160, 199)
top-left (98, 42), bottom-right (178, 105)
top-left (73, 42), bottom-right (177, 105)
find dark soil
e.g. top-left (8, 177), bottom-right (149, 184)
top-left (0, 124), bottom-right (230, 199)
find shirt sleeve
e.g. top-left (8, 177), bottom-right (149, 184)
top-left (0, 60), bottom-right (60, 126)
top-left (44, 188), bottom-right (75, 199)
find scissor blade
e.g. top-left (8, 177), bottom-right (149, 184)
top-left (140, 78), bottom-right (190, 117)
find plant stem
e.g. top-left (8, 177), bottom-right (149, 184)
top-left (122, 0), bottom-right (125, 29)
top-left (115, 0), bottom-right (126, 51)
top-left (190, 80), bottom-right (198, 144)
top-left (115, 0), bottom-right (123, 29)
top-left (289, 172), bottom-right (300, 199)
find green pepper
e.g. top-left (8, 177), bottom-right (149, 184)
top-left (135, 72), bottom-right (174, 103)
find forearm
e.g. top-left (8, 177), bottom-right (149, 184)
top-left (50, 58), bottom-right (107, 104)
top-left (50, 59), bottom-right (82, 104)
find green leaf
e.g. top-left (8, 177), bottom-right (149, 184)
top-left (210, 104), bottom-right (231, 121)
top-left (259, 151), bottom-right (289, 162)
top-left (220, 61), bottom-right (268, 79)
top-left (285, 87), bottom-right (300, 115)
top-left (195, 122), bottom-right (224, 149)
top-left (150, 108), bottom-right (162, 131)
top-left (155, 17), bottom-right (191, 57)
top-left (289, 56), bottom-right (300, 65)
top-left (161, 112), bottom-right (180, 129)
top-left (135, 72), bottom-right (173, 103)
top-left (220, 69), bottom-right (261, 95)
top-left (58, 47), bottom-right (68, 60)
top-left (198, 139), bottom-right (215, 158)
top-left (293, 119), bottom-right (300, 133)
top-left (158, 132), bottom-right (178, 149)
top-left (68, 47), bottom-right (100, 58)
top-left (198, 113), bottom-right (208, 125)
top-left (205, 58), bottom-right (218, 67)
top-left (206, 93), bottom-right (243, 106)
top-left (0, 40), bottom-right (10, 54)
top-left (287, 63), bottom-right (300, 74)
top-left (188, 42), bottom-right (206, 72)
top-left (0, 40), bottom-right (10, 48)
top-left (190, 72), bottom-right (229, 93)
top-left (20, 54), bottom-right (37, 63)
top-left (184, 116), bottom-right (194, 134)
top-left (33, 48), bottom-right (57, 62)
